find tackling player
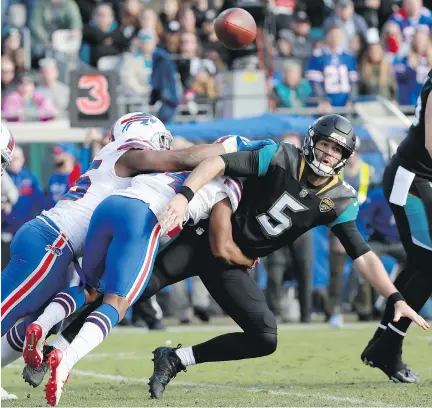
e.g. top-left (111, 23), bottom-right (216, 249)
top-left (24, 152), bottom-right (253, 406)
top-left (150, 114), bottom-right (428, 398)
top-left (361, 68), bottom-right (432, 383)
top-left (1, 113), bottom-right (264, 391)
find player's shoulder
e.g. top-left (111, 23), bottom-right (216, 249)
top-left (321, 178), bottom-right (358, 214)
top-left (272, 142), bottom-right (302, 175)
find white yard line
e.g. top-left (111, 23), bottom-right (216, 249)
top-left (6, 364), bottom-right (389, 406)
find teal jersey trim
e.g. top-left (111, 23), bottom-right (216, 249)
top-left (327, 199), bottom-right (359, 229)
top-left (258, 143), bottom-right (279, 176)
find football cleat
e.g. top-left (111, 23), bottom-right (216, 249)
top-left (361, 339), bottom-right (420, 384)
top-left (1, 387), bottom-right (18, 400)
top-left (148, 345), bottom-right (186, 399)
top-left (23, 322), bottom-right (46, 369)
top-left (45, 349), bottom-right (70, 406)
top-left (23, 345), bottom-right (54, 388)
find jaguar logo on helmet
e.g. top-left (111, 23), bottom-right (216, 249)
top-left (302, 114), bottom-right (356, 178)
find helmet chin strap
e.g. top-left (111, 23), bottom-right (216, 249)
top-left (309, 158), bottom-right (336, 177)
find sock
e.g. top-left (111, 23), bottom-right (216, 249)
top-left (371, 324), bottom-right (387, 342)
top-left (175, 346), bottom-right (196, 367)
top-left (49, 334), bottom-right (70, 351)
top-left (4, 319), bottom-right (26, 354)
top-left (63, 303), bottom-right (119, 372)
top-left (37, 287), bottom-right (87, 334)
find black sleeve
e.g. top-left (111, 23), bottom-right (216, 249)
top-left (331, 221), bottom-right (370, 260)
top-left (220, 151), bottom-right (260, 177)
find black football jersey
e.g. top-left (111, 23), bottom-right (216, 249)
top-left (397, 68), bottom-right (432, 179)
top-left (223, 143), bottom-right (358, 258)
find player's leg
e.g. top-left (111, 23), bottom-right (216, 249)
top-left (1, 218), bottom-right (72, 337)
top-left (362, 167), bottom-right (432, 382)
top-left (149, 258), bottom-right (277, 399)
top-left (44, 197), bottom-right (161, 406)
top-left (23, 203), bottom-right (113, 370)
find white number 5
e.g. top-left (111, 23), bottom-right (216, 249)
top-left (256, 192), bottom-right (308, 237)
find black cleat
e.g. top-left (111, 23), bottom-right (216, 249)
top-left (148, 345), bottom-right (186, 399)
top-left (361, 339), bottom-right (420, 384)
top-left (22, 345), bottom-right (54, 387)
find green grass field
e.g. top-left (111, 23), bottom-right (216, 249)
top-left (2, 322), bottom-right (431, 407)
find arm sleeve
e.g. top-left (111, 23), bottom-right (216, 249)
top-left (220, 143), bottom-right (278, 177)
top-left (331, 221), bottom-right (371, 259)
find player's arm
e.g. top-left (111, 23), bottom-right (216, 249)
top-left (158, 143), bottom-right (278, 231)
top-left (329, 203), bottom-right (429, 330)
top-left (425, 91), bottom-right (432, 158)
top-left (209, 198), bottom-right (255, 268)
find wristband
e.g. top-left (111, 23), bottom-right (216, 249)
top-left (388, 291), bottom-right (405, 305)
top-left (178, 186), bottom-right (194, 202)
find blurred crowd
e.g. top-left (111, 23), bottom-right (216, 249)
top-left (1, 0), bottom-right (431, 123)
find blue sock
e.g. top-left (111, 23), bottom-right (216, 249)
top-left (51, 286), bottom-right (87, 318)
top-left (6, 319), bottom-right (27, 352)
top-left (86, 303), bottom-right (119, 339)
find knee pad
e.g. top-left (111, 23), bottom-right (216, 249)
top-left (259, 332), bottom-right (278, 356)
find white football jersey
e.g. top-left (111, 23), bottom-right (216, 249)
top-left (42, 139), bottom-right (160, 256)
top-left (116, 171), bottom-right (243, 226)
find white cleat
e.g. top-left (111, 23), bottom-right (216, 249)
top-left (1, 387), bottom-right (18, 400)
top-left (328, 312), bottom-right (344, 328)
top-left (45, 349), bottom-right (70, 406)
top-left (23, 321), bottom-right (46, 368)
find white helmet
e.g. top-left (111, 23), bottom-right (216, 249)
top-left (1, 124), bottom-right (15, 174)
top-left (110, 112), bottom-right (173, 150)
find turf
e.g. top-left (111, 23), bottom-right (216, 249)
top-left (2, 323), bottom-right (431, 407)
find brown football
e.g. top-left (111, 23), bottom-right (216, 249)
top-left (214, 8), bottom-right (257, 50)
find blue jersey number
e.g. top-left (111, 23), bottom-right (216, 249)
top-left (166, 172), bottom-right (189, 192)
top-left (61, 159), bottom-right (102, 201)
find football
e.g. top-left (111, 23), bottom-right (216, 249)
top-left (214, 8), bottom-right (257, 50)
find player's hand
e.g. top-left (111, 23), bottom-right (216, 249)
top-left (236, 137), bottom-right (275, 152)
top-left (393, 301), bottom-right (430, 330)
top-left (158, 194), bottom-right (188, 233)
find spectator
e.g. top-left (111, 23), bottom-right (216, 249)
top-left (149, 33), bottom-right (180, 123)
top-left (121, 29), bottom-right (156, 96)
top-left (2, 146), bottom-right (45, 266)
top-left (387, 0), bottom-right (432, 44)
top-left (273, 61), bottom-right (312, 108)
top-left (160, 20), bottom-right (181, 54)
top-left (47, 143), bottom-right (81, 207)
top-left (177, 32), bottom-right (216, 89)
top-left (75, 0), bottom-right (121, 25)
top-left (380, 21), bottom-right (405, 60)
top-left (1, 56), bottom-right (16, 98)
top-left (36, 58), bottom-right (70, 114)
top-left (30, 0), bottom-right (83, 62)
top-left (306, 25), bottom-right (358, 111)
top-left (280, 11), bottom-right (315, 68)
top-left (345, 183), bottom-right (407, 321)
top-left (359, 42), bottom-right (397, 100)
top-left (276, 33), bottom-right (294, 59)
top-left (192, 0), bottom-right (218, 29)
top-left (183, 67), bottom-right (218, 105)
top-left (159, 0), bottom-right (180, 31)
top-left (354, 0), bottom-right (381, 28)
top-left (139, 7), bottom-right (163, 38)
top-left (393, 26), bottom-right (432, 105)
top-left (80, 3), bottom-right (128, 67)
top-left (2, 72), bottom-right (58, 122)
top-left (119, 0), bottom-right (142, 46)
top-left (323, 0), bottom-right (369, 52)
top-left (348, 34), bottom-right (365, 62)
top-left (1, 28), bottom-right (25, 73)
top-left (178, 6), bottom-right (197, 34)
top-left (199, 11), bottom-right (229, 63)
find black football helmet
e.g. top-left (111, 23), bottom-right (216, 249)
top-left (302, 114), bottom-right (356, 177)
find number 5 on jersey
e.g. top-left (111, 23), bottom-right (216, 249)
top-left (257, 192), bottom-right (308, 237)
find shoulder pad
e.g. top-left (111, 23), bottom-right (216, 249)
top-left (272, 142), bottom-right (301, 179)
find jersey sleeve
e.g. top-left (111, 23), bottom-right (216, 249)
top-left (326, 199), bottom-right (359, 229)
top-left (223, 177), bottom-right (243, 212)
top-left (220, 143), bottom-right (279, 177)
top-left (117, 139), bottom-right (156, 151)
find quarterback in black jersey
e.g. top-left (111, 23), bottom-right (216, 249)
top-left (361, 69), bottom-right (432, 384)
top-left (148, 114), bottom-right (428, 399)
